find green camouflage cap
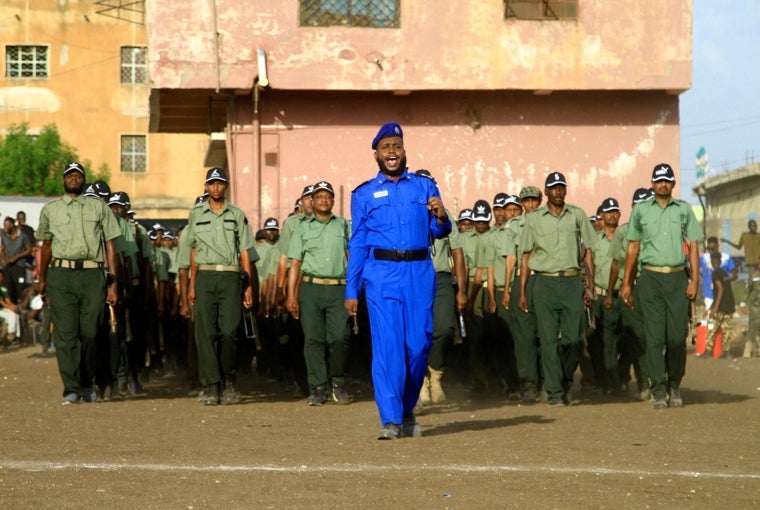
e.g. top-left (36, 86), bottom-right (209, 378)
top-left (519, 185), bottom-right (542, 199)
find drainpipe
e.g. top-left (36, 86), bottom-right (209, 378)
top-left (253, 48), bottom-right (269, 228)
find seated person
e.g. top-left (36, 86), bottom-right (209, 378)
top-left (0, 268), bottom-right (20, 344)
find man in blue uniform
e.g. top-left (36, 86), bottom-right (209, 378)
top-left (345, 122), bottom-right (452, 440)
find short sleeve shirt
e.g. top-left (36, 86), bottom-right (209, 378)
top-left (626, 198), bottom-right (702, 266)
top-left (37, 194), bottom-right (121, 262)
top-left (520, 204), bottom-right (596, 273)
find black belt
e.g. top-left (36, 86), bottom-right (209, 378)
top-left (374, 248), bottom-right (428, 262)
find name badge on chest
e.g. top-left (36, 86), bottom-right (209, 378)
top-left (373, 190), bottom-right (389, 198)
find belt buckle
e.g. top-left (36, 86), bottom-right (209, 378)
top-left (74, 260), bottom-right (84, 270)
top-left (557, 271), bottom-right (565, 277)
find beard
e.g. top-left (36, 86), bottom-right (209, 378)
top-left (64, 181), bottom-right (85, 195)
top-left (376, 155), bottom-right (407, 178)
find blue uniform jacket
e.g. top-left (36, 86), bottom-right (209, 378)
top-left (346, 169), bottom-right (452, 300)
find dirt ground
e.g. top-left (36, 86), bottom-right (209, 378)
top-left (1, 340), bottom-right (759, 510)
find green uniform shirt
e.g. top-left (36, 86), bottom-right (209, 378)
top-left (489, 224), bottom-right (511, 287)
top-left (626, 198), bottom-right (702, 266)
top-left (155, 249), bottom-right (171, 282)
top-left (177, 200), bottom-right (254, 269)
top-left (37, 194), bottom-right (121, 261)
top-left (521, 203), bottom-right (596, 273)
top-left (503, 214), bottom-right (527, 268)
top-left (462, 229), bottom-right (480, 279)
top-left (431, 209), bottom-right (463, 273)
top-left (471, 229), bottom-right (492, 283)
top-left (287, 214), bottom-right (349, 278)
top-left (279, 213), bottom-right (307, 256)
top-left (592, 228), bottom-right (620, 290)
top-left (116, 216), bottom-right (141, 277)
top-left (254, 241), bottom-right (272, 286)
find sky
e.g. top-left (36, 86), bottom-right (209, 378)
top-left (678, 0), bottom-right (760, 203)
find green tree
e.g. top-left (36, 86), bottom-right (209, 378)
top-left (0, 123), bottom-right (109, 196)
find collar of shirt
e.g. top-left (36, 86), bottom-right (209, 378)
top-left (200, 199), bottom-right (230, 215)
top-left (307, 213), bottom-right (336, 223)
top-left (374, 169), bottom-right (411, 184)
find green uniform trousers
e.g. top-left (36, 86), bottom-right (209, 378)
top-left (194, 270), bottom-right (242, 387)
top-left (493, 289), bottom-right (521, 392)
top-left (589, 294), bottom-right (622, 390)
top-left (429, 272), bottom-right (456, 370)
top-left (298, 281), bottom-right (349, 390)
top-left (637, 269), bottom-right (689, 398)
top-left (619, 283), bottom-right (649, 391)
top-left (532, 274), bottom-right (584, 399)
top-left (508, 275), bottom-right (541, 386)
top-left (47, 267), bottom-right (106, 396)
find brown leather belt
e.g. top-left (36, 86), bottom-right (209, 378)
top-left (643, 265), bottom-right (684, 274)
top-left (535, 270), bottom-right (579, 277)
top-left (302, 276), bottom-right (346, 286)
top-left (52, 259), bottom-right (102, 270)
top-left (373, 248), bottom-right (428, 262)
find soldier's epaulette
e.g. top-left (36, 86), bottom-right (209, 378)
top-left (351, 178), bottom-right (374, 194)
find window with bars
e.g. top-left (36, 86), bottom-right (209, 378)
top-left (121, 135), bottom-right (147, 173)
top-left (5, 45), bottom-right (49, 78)
top-left (300, 0), bottom-right (400, 28)
top-left (504, 0), bottom-right (578, 20)
top-left (120, 46), bottom-right (147, 84)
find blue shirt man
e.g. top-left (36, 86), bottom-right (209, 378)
top-left (699, 236), bottom-right (737, 308)
top-left (345, 122), bottom-right (452, 440)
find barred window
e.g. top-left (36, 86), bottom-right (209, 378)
top-left (121, 135), bottom-right (147, 173)
top-left (300, 0), bottom-right (400, 28)
top-left (5, 45), bottom-right (49, 78)
top-left (504, 0), bottom-right (578, 20)
top-left (120, 46), bottom-right (147, 84)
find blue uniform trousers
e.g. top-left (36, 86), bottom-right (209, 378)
top-left (364, 258), bottom-right (435, 426)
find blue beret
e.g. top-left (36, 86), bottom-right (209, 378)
top-left (372, 122), bottom-right (403, 149)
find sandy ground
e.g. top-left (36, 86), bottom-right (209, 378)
top-left (1, 340), bottom-right (759, 510)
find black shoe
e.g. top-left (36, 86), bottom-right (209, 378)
top-left (548, 397), bottom-right (566, 407)
top-left (222, 382), bottom-right (242, 404)
top-left (522, 385), bottom-right (538, 404)
top-left (202, 385), bottom-right (220, 406)
top-left (377, 423), bottom-right (401, 440)
top-left (401, 413), bottom-right (421, 438)
top-left (668, 388), bottom-right (683, 408)
top-left (308, 385), bottom-right (327, 406)
top-left (331, 384), bottom-right (350, 404)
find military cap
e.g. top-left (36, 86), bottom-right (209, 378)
top-left (545, 172), bottom-right (567, 188)
top-left (472, 200), bottom-right (492, 222)
top-left (302, 184), bottom-right (315, 197)
top-left (519, 186), bottom-right (542, 199)
top-left (263, 217), bottom-right (280, 230)
top-left (457, 209), bottom-right (474, 222)
top-left (64, 162), bottom-right (85, 176)
top-left (492, 192), bottom-right (509, 208)
top-left (651, 163), bottom-right (675, 182)
top-left (312, 181), bottom-right (335, 196)
top-left (205, 167), bottom-right (228, 183)
top-left (600, 197), bottom-right (621, 212)
top-left (372, 122), bottom-right (403, 150)
top-left (107, 192), bottom-right (129, 206)
top-left (504, 194), bottom-right (522, 208)
top-left (632, 187), bottom-right (654, 204)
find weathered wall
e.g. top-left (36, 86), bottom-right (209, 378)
top-left (225, 89), bottom-right (680, 226)
top-left (148, 0), bottom-right (692, 92)
top-left (0, 0), bottom-right (206, 219)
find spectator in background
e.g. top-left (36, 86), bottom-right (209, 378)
top-left (699, 236), bottom-right (737, 310)
top-left (1, 216), bottom-right (33, 304)
top-left (722, 219), bottom-right (760, 276)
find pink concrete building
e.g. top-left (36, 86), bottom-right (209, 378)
top-left (147, 1), bottom-right (692, 228)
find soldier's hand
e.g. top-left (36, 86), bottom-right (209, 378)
top-left (243, 287), bottom-right (254, 309)
top-left (583, 286), bottom-right (595, 306)
top-left (603, 293), bottom-right (613, 310)
top-left (501, 290), bottom-right (511, 310)
top-left (36, 280), bottom-right (46, 296)
top-left (686, 280), bottom-right (698, 301)
top-left (179, 301), bottom-right (191, 319)
top-left (487, 297), bottom-right (496, 315)
top-left (427, 197), bottom-right (447, 221)
top-left (456, 290), bottom-right (468, 311)
top-left (344, 298), bottom-right (359, 317)
top-left (286, 295), bottom-right (299, 319)
top-left (106, 285), bottom-right (118, 306)
top-left (620, 284), bottom-right (634, 309)
top-left (188, 287), bottom-right (196, 305)
top-left (518, 292), bottom-right (529, 313)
